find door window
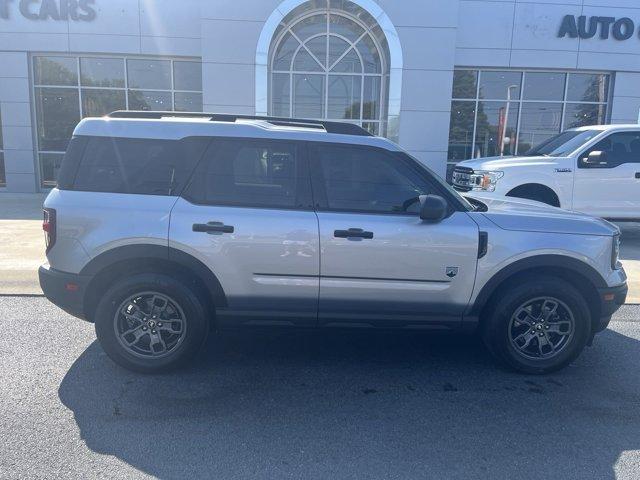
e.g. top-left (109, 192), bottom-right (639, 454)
top-left (186, 139), bottom-right (309, 209)
top-left (311, 144), bottom-right (436, 214)
top-left (580, 131), bottom-right (640, 169)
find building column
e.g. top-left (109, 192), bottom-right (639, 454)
top-left (0, 52), bottom-right (37, 193)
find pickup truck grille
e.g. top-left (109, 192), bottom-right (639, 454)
top-left (451, 166), bottom-right (474, 192)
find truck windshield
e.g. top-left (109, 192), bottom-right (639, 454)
top-left (523, 130), bottom-right (601, 157)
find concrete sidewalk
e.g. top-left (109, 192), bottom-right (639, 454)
top-left (1, 193), bottom-right (638, 302)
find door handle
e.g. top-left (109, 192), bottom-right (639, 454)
top-left (193, 222), bottom-right (234, 234)
top-left (334, 228), bottom-right (374, 239)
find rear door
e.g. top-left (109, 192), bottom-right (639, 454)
top-left (169, 137), bottom-right (319, 326)
top-left (573, 131), bottom-right (640, 218)
top-left (309, 143), bottom-right (480, 328)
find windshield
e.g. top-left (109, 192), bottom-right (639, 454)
top-left (523, 129), bottom-right (602, 157)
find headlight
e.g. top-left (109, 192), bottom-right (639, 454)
top-left (612, 235), bottom-right (621, 270)
top-left (469, 171), bottom-right (504, 192)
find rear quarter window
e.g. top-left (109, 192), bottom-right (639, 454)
top-left (70, 136), bottom-right (210, 195)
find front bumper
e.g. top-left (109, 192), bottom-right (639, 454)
top-left (38, 264), bottom-right (92, 320)
top-left (594, 282), bottom-right (628, 332)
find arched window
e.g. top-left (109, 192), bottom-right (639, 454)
top-left (269, 0), bottom-right (390, 136)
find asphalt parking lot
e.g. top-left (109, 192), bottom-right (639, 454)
top-left (2, 297), bottom-right (640, 479)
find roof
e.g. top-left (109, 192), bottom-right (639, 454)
top-left (571, 124), bottom-right (640, 132)
top-left (72, 111), bottom-right (401, 151)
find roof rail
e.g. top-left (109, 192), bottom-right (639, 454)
top-left (107, 111), bottom-right (373, 137)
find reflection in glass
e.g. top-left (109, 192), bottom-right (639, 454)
top-left (292, 14), bottom-right (326, 41)
top-left (362, 76), bottom-right (381, 120)
top-left (127, 59), bottom-right (171, 90)
top-left (329, 13), bottom-right (364, 42)
top-left (475, 101), bottom-right (520, 158)
top-left (35, 88), bottom-right (80, 151)
top-left (448, 101), bottom-right (476, 162)
top-left (82, 89), bottom-right (126, 117)
top-left (174, 92), bottom-right (203, 112)
top-left (80, 58), bottom-right (125, 87)
top-left (293, 74), bottom-right (324, 118)
top-left (173, 61), bottom-right (202, 91)
top-left (567, 73), bottom-right (609, 102)
top-left (452, 70), bottom-right (477, 99)
top-left (271, 73), bottom-right (290, 117)
top-left (523, 72), bottom-right (566, 101)
top-left (273, 33), bottom-right (298, 70)
top-left (517, 103), bottom-right (562, 154)
top-left (40, 152), bottom-right (65, 187)
top-left (479, 71), bottom-right (522, 100)
top-left (563, 103), bottom-right (607, 130)
top-left (327, 75), bottom-right (361, 119)
top-left (356, 35), bottom-right (381, 73)
top-left (128, 90), bottom-right (173, 111)
top-left (34, 56), bottom-right (78, 86)
top-left (0, 108), bottom-right (3, 148)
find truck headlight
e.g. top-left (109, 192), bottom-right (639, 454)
top-left (470, 171), bottom-right (504, 192)
top-left (612, 235), bottom-right (621, 270)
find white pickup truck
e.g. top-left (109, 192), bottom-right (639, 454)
top-left (451, 125), bottom-right (640, 220)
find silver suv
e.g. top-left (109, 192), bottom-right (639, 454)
top-left (39, 111), bottom-right (628, 374)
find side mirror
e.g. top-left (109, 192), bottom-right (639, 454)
top-left (584, 150), bottom-right (608, 167)
top-left (419, 194), bottom-right (448, 222)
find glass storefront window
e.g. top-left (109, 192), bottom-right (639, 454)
top-left (32, 55), bottom-right (203, 187)
top-left (80, 57), bottom-right (125, 87)
top-left (447, 69), bottom-right (610, 170)
top-left (269, 1), bottom-right (388, 136)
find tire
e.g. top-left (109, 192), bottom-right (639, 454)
top-left (482, 276), bottom-right (591, 374)
top-left (94, 273), bottom-right (209, 373)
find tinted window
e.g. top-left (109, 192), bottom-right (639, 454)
top-left (581, 132), bottom-right (640, 168)
top-left (312, 145), bottom-right (435, 214)
top-left (186, 139), bottom-right (305, 208)
top-left (72, 136), bottom-right (208, 194)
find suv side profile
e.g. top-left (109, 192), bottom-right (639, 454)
top-left (451, 125), bottom-right (640, 220)
top-left (39, 112), bottom-right (628, 374)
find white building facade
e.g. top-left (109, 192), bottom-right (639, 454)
top-left (0, 0), bottom-right (639, 192)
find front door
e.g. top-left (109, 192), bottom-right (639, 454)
top-left (573, 131), bottom-right (640, 219)
top-left (309, 143), bottom-right (479, 328)
top-left (169, 137), bottom-right (319, 326)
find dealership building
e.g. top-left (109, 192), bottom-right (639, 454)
top-left (0, 0), bottom-right (639, 192)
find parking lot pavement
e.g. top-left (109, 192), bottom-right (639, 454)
top-left (2, 296), bottom-right (640, 480)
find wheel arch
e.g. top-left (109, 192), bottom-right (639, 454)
top-left (81, 245), bottom-right (227, 322)
top-left (470, 255), bottom-right (607, 330)
top-left (506, 183), bottom-right (561, 207)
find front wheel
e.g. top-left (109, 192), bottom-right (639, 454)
top-left (482, 277), bottom-right (591, 374)
top-left (94, 273), bottom-right (209, 373)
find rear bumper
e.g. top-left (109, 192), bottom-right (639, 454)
top-left (38, 264), bottom-right (92, 321)
top-left (595, 283), bottom-right (628, 332)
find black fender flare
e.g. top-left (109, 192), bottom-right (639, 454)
top-left (80, 244), bottom-right (227, 307)
top-left (469, 254), bottom-right (607, 316)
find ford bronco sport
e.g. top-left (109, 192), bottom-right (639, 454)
top-left (39, 111), bottom-right (627, 374)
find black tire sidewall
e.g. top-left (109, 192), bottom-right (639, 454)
top-left (484, 277), bottom-right (591, 374)
top-left (94, 273), bottom-right (208, 373)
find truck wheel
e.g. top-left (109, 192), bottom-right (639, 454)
top-left (482, 276), bottom-right (591, 374)
top-left (94, 273), bottom-right (209, 373)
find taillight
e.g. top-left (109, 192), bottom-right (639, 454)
top-left (43, 208), bottom-right (56, 253)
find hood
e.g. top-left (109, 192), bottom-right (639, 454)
top-left (466, 193), bottom-right (619, 237)
top-left (458, 155), bottom-right (565, 170)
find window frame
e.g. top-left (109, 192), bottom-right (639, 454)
top-left (0, 108), bottom-right (5, 187)
top-left (308, 141), bottom-right (463, 217)
top-left (30, 53), bottom-right (204, 188)
top-left (181, 137), bottom-right (314, 211)
top-left (447, 68), bottom-right (612, 171)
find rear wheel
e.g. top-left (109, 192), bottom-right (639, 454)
top-left (94, 273), bottom-right (209, 373)
top-left (482, 276), bottom-right (591, 374)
